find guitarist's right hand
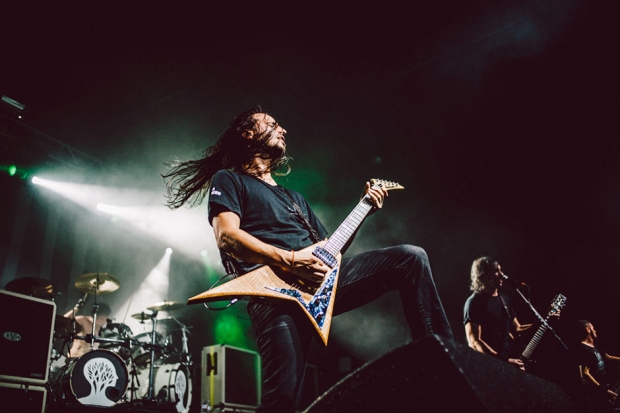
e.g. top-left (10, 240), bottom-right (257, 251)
top-left (508, 358), bottom-right (525, 371)
top-left (289, 248), bottom-right (328, 284)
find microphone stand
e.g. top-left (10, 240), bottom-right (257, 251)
top-left (512, 286), bottom-right (568, 350)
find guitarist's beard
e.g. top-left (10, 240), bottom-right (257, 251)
top-left (251, 129), bottom-right (287, 162)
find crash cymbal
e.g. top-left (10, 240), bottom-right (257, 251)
top-left (6, 277), bottom-right (55, 299)
top-left (75, 272), bottom-right (119, 294)
top-left (146, 301), bottom-right (184, 312)
top-left (131, 311), bottom-right (155, 322)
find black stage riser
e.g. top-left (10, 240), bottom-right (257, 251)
top-left (304, 334), bottom-right (578, 413)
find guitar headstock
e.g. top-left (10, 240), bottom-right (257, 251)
top-left (549, 294), bottom-right (567, 314)
top-left (370, 179), bottom-right (404, 191)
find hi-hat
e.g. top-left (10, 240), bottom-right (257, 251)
top-left (75, 273), bottom-right (120, 294)
top-left (146, 301), bottom-right (184, 312)
top-left (131, 311), bottom-right (155, 322)
top-left (6, 277), bottom-right (56, 299)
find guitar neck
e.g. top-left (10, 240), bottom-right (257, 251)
top-left (321, 197), bottom-right (373, 257)
top-left (519, 294), bottom-right (566, 362)
top-left (520, 323), bottom-right (549, 360)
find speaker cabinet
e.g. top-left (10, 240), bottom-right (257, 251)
top-left (201, 344), bottom-right (261, 412)
top-left (304, 334), bottom-right (578, 413)
top-left (0, 289), bottom-right (56, 385)
top-left (0, 382), bottom-right (47, 413)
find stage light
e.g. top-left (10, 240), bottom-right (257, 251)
top-left (166, 248), bottom-right (173, 254)
top-left (116, 250), bottom-right (172, 334)
top-left (31, 177), bottom-right (217, 259)
top-left (1, 95), bottom-right (26, 118)
top-left (1, 164), bottom-right (19, 177)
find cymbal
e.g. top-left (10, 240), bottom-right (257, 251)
top-left (75, 273), bottom-right (119, 294)
top-left (146, 301), bottom-right (184, 312)
top-left (131, 311), bottom-right (155, 322)
top-left (6, 277), bottom-right (55, 299)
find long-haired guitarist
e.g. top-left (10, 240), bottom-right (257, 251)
top-left (163, 106), bottom-right (453, 413)
top-left (464, 257), bottom-right (532, 370)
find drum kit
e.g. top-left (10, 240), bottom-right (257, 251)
top-left (5, 273), bottom-right (194, 412)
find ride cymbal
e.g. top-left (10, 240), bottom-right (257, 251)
top-left (146, 301), bottom-right (184, 312)
top-left (75, 272), bottom-right (120, 294)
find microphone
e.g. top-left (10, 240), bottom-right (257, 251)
top-left (501, 274), bottom-right (527, 286)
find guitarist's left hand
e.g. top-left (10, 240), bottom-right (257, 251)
top-left (363, 182), bottom-right (388, 214)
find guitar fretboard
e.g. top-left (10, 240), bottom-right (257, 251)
top-left (521, 324), bottom-right (549, 360)
top-left (322, 197), bottom-right (373, 257)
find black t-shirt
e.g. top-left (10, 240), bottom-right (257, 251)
top-left (463, 292), bottom-right (516, 358)
top-left (577, 343), bottom-right (609, 387)
top-left (208, 170), bottom-right (329, 274)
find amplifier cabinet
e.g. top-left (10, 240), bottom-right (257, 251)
top-left (201, 344), bottom-right (261, 412)
top-left (0, 289), bottom-right (56, 385)
top-left (0, 381), bottom-right (47, 413)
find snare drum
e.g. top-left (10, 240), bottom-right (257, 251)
top-left (129, 363), bottom-right (192, 413)
top-left (68, 349), bottom-right (128, 407)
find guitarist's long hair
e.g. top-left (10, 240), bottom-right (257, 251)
top-left (162, 105), bottom-right (291, 209)
top-left (470, 256), bottom-right (497, 293)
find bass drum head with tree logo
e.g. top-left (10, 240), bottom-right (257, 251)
top-left (130, 362), bottom-right (192, 412)
top-left (69, 349), bottom-right (128, 406)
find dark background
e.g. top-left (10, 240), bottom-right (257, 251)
top-left (1, 0), bottom-right (619, 398)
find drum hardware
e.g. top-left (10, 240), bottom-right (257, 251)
top-left (98, 322), bottom-right (133, 359)
top-left (74, 272), bottom-right (120, 349)
top-left (147, 309), bottom-right (160, 400)
top-left (157, 316), bottom-right (193, 363)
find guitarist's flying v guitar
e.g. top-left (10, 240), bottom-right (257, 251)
top-left (187, 179), bottom-right (404, 345)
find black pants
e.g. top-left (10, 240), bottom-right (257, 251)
top-left (247, 244), bottom-right (454, 413)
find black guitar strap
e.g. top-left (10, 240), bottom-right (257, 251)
top-left (282, 189), bottom-right (322, 243)
top-left (498, 294), bottom-right (512, 319)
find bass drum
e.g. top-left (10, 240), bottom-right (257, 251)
top-left (129, 363), bottom-right (192, 413)
top-left (69, 350), bottom-right (129, 407)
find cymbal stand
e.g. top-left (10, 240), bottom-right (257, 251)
top-left (127, 351), bottom-right (141, 402)
top-left (89, 273), bottom-right (108, 350)
top-left (147, 309), bottom-right (159, 400)
top-left (169, 316), bottom-right (192, 363)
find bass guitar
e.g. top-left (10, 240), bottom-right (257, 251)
top-left (187, 179), bottom-right (404, 345)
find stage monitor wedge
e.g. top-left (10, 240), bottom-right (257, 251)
top-left (304, 334), bottom-right (578, 413)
